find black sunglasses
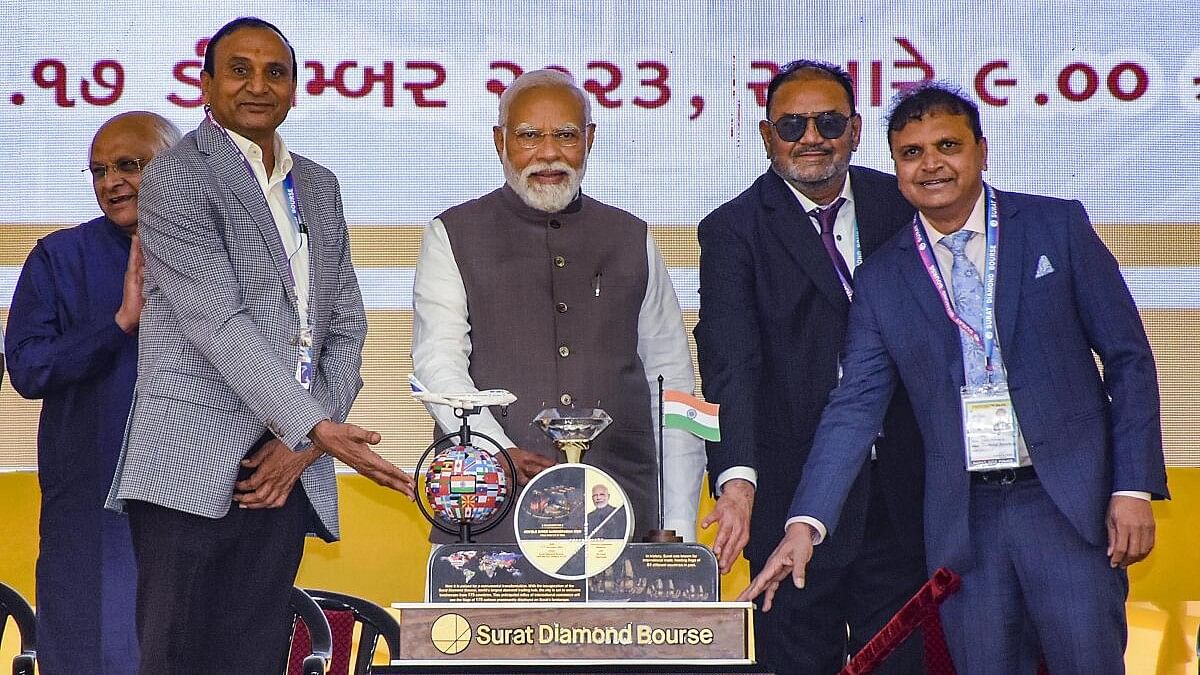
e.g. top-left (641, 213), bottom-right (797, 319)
top-left (767, 112), bottom-right (852, 142)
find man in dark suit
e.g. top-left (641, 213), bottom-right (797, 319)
top-left (742, 83), bottom-right (1168, 673)
top-left (694, 60), bottom-right (926, 674)
top-left (105, 18), bottom-right (414, 675)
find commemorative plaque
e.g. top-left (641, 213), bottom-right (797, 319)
top-left (407, 396), bottom-right (747, 665)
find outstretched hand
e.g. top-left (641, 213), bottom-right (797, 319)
top-left (735, 522), bottom-right (816, 612)
top-left (505, 446), bottom-right (557, 485)
top-left (309, 420), bottom-right (416, 499)
top-left (700, 478), bottom-right (754, 574)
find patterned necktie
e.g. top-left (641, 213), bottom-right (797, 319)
top-left (939, 230), bottom-right (1005, 387)
top-left (810, 197), bottom-right (853, 290)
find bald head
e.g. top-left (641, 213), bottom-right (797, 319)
top-left (89, 112), bottom-right (181, 235)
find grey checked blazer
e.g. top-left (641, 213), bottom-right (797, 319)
top-left (105, 118), bottom-right (367, 541)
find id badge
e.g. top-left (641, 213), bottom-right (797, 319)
top-left (295, 328), bottom-right (313, 390)
top-left (960, 383), bottom-right (1019, 471)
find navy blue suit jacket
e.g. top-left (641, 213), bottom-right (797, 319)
top-left (695, 167), bottom-right (924, 568)
top-left (790, 189), bottom-right (1169, 571)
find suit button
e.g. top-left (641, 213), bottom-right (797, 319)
top-left (558, 345), bottom-right (570, 358)
top-left (553, 255), bottom-right (566, 268)
top-left (560, 393), bottom-right (573, 405)
top-left (556, 302), bottom-right (568, 313)
top-left (550, 219), bottom-right (562, 229)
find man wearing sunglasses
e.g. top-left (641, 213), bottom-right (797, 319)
top-left (694, 60), bottom-right (926, 673)
top-left (743, 83), bottom-right (1166, 674)
top-left (412, 69), bottom-right (704, 545)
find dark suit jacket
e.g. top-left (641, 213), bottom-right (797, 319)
top-left (791, 190), bottom-right (1169, 571)
top-left (695, 167), bottom-right (924, 568)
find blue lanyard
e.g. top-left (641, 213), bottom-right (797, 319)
top-left (282, 172), bottom-right (306, 237)
top-left (204, 106), bottom-right (309, 323)
top-left (912, 184), bottom-right (1000, 374)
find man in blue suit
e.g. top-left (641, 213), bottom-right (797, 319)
top-left (695, 60), bottom-right (926, 673)
top-left (740, 83), bottom-right (1168, 673)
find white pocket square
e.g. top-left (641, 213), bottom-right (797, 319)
top-left (1035, 255), bottom-right (1055, 279)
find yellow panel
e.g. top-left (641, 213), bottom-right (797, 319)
top-left (2, 470), bottom-right (1200, 671)
top-left (2, 308), bottom-right (1195, 469)
top-left (1, 223), bottom-right (1194, 268)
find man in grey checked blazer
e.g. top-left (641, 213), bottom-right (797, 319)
top-left (105, 18), bottom-right (414, 675)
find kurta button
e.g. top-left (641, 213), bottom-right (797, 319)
top-left (556, 302), bottom-right (568, 313)
top-left (558, 345), bottom-right (570, 358)
top-left (554, 255), bottom-right (566, 268)
top-left (550, 219), bottom-right (562, 229)
top-left (560, 393), bottom-right (573, 405)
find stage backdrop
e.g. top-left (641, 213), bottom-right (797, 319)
top-left (2, 0), bottom-right (1198, 471)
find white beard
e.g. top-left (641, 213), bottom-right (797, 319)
top-left (503, 153), bottom-right (587, 213)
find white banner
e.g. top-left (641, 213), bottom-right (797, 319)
top-left (3, 0), bottom-right (1200, 226)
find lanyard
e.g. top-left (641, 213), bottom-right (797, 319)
top-left (817, 209), bottom-right (861, 300)
top-left (841, 219), bottom-right (861, 299)
top-left (204, 106), bottom-right (310, 326)
top-left (912, 184), bottom-right (999, 373)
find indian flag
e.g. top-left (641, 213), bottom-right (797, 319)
top-left (450, 476), bottom-right (477, 494)
top-left (663, 390), bottom-right (720, 442)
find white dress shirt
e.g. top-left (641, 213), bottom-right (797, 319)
top-left (411, 216), bottom-right (706, 538)
top-left (225, 129), bottom-right (310, 325)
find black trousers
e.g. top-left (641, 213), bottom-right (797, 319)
top-left (127, 478), bottom-right (310, 675)
top-left (751, 462), bottom-right (928, 675)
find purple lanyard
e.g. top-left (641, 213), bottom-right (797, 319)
top-left (911, 184), bottom-right (1000, 373)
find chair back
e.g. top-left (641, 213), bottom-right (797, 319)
top-left (304, 589), bottom-right (401, 675)
top-left (287, 587), bottom-right (332, 675)
top-left (0, 582), bottom-right (36, 675)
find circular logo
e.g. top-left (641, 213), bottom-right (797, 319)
top-left (430, 613), bottom-right (472, 655)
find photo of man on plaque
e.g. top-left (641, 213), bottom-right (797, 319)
top-left (586, 482), bottom-right (628, 540)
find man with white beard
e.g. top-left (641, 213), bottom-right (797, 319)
top-left (412, 69), bottom-right (704, 544)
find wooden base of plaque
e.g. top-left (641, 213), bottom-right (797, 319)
top-left (642, 529), bottom-right (685, 543)
top-left (388, 602), bottom-right (754, 666)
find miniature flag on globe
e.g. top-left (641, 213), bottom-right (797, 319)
top-left (663, 390), bottom-right (720, 442)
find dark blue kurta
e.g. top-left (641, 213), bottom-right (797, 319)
top-left (6, 216), bottom-right (139, 674)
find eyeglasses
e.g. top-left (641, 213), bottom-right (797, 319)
top-left (83, 158), bottom-right (144, 181)
top-left (767, 113), bottom-right (852, 142)
top-left (509, 126), bottom-right (585, 150)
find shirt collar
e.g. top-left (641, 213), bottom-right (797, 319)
top-left (921, 187), bottom-right (986, 247)
top-left (780, 171), bottom-right (855, 215)
top-left (224, 128), bottom-right (293, 179)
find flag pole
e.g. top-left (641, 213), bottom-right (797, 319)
top-left (657, 374), bottom-right (665, 533)
top-left (644, 376), bottom-right (681, 542)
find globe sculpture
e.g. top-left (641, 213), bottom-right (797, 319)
top-left (412, 389), bottom-right (519, 542)
top-left (425, 444), bottom-right (508, 526)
